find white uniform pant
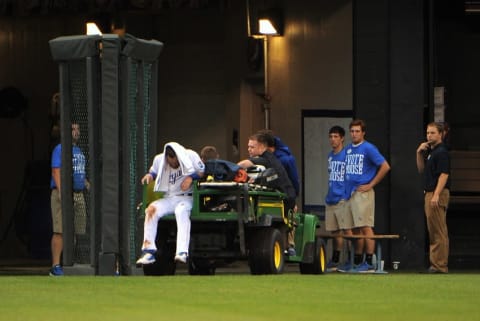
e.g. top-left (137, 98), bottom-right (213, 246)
top-left (142, 195), bottom-right (192, 255)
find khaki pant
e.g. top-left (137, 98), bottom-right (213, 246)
top-left (325, 200), bottom-right (352, 231)
top-left (347, 189), bottom-right (375, 228)
top-left (51, 189), bottom-right (87, 235)
top-left (424, 189), bottom-right (450, 273)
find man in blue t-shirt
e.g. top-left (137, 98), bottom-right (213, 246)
top-left (49, 123), bottom-right (89, 276)
top-left (324, 126), bottom-right (353, 272)
top-left (342, 119), bottom-right (390, 273)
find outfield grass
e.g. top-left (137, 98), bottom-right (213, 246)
top-left (1, 273), bottom-right (480, 321)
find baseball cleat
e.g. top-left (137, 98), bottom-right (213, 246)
top-left (174, 252), bottom-right (188, 264)
top-left (136, 252), bottom-right (156, 265)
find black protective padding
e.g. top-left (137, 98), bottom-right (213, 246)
top-left (122, 33), bottom-right (164, 62)
top-left (100, 34), bottom-right (121, 254)
top-left (98, 252), bottom-right (116, 276)
top-left (49, 35), bottom-right (101, 61)
top-left (86, 56), bottom-right (102, 266)
top-left (58, 63), bottom-right (74, 265)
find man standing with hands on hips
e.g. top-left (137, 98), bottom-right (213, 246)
top-left (416, 122), bottom-right (450, 273)
top-left (342, 119), bottom-right (390, 273)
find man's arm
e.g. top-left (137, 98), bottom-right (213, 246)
top-left (357, 161), bottom-right (390, 192)
top-left (237, 159), bottom-right (254, 169)
top-left (373, 161), bottom-right (391, 186)
top-left (141, 154), bottom-right (161, 184)
top-left (429, 173), bottom-right (449, 207)
top-left (434, 173), bottom-right (449, 196)
top-left (180, 150), bottom-right (205, 191)
top-left (52, 167), bottom-right (61, 192)
top-left (416, 142), bottom-right (430, 173)
top-left (141, 173), bottom-right (154, 185)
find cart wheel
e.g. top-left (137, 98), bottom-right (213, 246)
top-left (249, 228), bottom-right (285, 274)
top-left (299, 237), bottom-right (326, 274)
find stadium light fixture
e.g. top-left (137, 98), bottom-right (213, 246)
top-left (86, 22), bottom-right (103, 36)
top-left (258, 9), bottom-right (283, 36)
top-left (259, 19), bottom-right (278, 35)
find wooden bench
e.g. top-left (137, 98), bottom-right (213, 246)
top-left (449, 151), bottom-right (480, 209)
top-left (341, 234), bottom-right (400, 274)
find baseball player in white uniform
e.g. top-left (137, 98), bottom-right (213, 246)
top-left (136, 142), bottom-right (205, 265)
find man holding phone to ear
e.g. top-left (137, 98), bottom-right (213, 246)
top-left (416, 122), bottom-right (451, 273)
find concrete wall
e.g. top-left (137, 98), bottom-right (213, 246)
top-left (269, 0), bottom-right (353, 162)
top-left (0, 2), bottom-right (353, 260)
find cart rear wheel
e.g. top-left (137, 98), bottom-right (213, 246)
top-left (299, 237), bottom-right (326, 274)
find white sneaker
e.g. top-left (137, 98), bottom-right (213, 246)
top-left (174, 252), bottom-right (188, 264)
top-left (136, 252), bottom-right (156, 265)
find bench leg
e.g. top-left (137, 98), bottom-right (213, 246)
top-left (374, 241), bottom-right (388, 274)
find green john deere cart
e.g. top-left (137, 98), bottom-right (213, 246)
top-left (140, 181), bottom-right (326, 275)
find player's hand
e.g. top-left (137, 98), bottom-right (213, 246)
top-left (181, 176), bottom-right (193, 191)
top-left (141, 173), bottom-right (153, 185)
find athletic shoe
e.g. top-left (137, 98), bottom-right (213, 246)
top-left (287, 246), bottom-right (296, 256)
top-left (136, 251), bottom-right (156, 265)
top-left (326, 261), bottom-right (339, 272)
top-left (352, 261), bottom-right (375, 273)
top-left (49, 264), bottom-right (64, 276)
top-left (174, 252), bottom-right (188, 264)
top-left (337, 262), bottom-right (353, 273)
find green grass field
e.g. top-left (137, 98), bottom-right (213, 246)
top-left (1, 273), bottom-right (480, 321)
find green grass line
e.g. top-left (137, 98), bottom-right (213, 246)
top-left (1, 274), bottom-right (480, 321)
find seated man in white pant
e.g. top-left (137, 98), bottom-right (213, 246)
top-left (136, 142), bottom-right (205, 265)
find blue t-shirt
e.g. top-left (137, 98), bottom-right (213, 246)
top-left (50, 144), bottom-right (86, 191)
top-left (344, 141), bottom-right (385, 197)
top-left (325, 148), bottom-right (347, 205)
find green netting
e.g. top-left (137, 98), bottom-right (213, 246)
top-left (127, 61), bottom-right (139, 264)
top-left (68, 60), bottom-right (91, 264)
top-left (143, 63), bottom-right (152, 171)
top-left (126, 62), bottom-right (155, 265)
top-left (127, 61), bottom-right (154, 265)
top-left (140, 63), bottom-right (153, 257)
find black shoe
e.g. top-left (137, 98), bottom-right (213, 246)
top-left (286, 246), bottom-right (296, 256)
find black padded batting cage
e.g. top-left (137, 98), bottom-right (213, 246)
top-left (49, 34), bottom-right (163, 275)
